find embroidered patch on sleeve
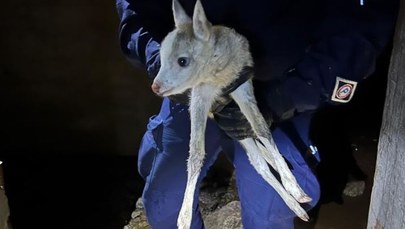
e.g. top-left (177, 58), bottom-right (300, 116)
top-left (331, 77), bottom-right (358, 103)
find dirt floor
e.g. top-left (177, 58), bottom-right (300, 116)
top-left (297, 134), bottom-right (379, 229)
top-left (316, 137), bottom-right (378, 229)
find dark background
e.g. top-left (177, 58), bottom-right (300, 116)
top-left (0, 1), bottom-right (161, 156)
top-left (0, 1), bottom-right (392, 229)
top-left (0, 1), bottom-right (160, 228)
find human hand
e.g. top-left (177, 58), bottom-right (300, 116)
top-left (212, 100), bottom-right (256, 140)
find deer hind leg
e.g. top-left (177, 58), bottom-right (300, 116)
top-left (257, 136), bottom-right (311, 203)
top-left (239, 138), bottom-right (309, 221)
top-left (177, 84), bottom-right (220, 229)
top-left (231, 81), bottom-right (311, 203)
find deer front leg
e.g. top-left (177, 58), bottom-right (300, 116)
top-left (177, 84), bottom-right (220, 229)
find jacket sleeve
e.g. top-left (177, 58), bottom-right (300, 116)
top-left (259, 0), bottom-right (399, 120)
top-left (116, 0), bottom-right (171, 78)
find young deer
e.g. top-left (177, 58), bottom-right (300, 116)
top-left (151, 0), bottom-right (312, 228)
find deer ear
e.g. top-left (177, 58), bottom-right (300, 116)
top-left (173, 0), bottom-right (191, 28)
top-left (193, 0), bottom-right (211, 41)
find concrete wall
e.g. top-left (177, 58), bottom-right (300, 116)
top-left (0, 1), bottom-right (161, 155)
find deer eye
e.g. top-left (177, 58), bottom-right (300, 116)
top-left (177, 57), bottom-right (190, 67)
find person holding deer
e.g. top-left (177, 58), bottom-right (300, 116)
top-left (115, 0), bottom-right (398, 228)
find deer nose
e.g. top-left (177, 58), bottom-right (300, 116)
top-left (151, 82), bottom-right (161, 94)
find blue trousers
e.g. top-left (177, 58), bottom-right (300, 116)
top-left (138, 98), bottom-right (320, 229)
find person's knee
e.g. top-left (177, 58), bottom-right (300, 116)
top-left (235, 163), bottom-right (320, 229)
top-left (240, 206), bottom-right (295, 229)
top-left (142, 189), bottom-right (204, 229)
top-left (142, 189), bottom-right (181, 227)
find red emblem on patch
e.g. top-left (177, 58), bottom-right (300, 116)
top-left (336, 84), bottom-right (353, 99)
top-left (331, 77), bottom-right (358, 103)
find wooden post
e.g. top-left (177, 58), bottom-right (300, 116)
top-left (0, 162), bottom-right (11, 229)
top-left (367, 1), bottom-right (405, 229)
